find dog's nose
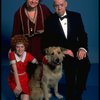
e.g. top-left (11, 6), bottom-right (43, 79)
top-left (55, 58), bottom-right (59, 63)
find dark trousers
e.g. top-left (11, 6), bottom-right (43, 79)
top-left (63, 55), bottom-right (91, 100)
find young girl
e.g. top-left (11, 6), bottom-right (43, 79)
top-left (8, 34), bottom-right (38, 100)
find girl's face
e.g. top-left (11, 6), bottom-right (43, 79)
top-left (27, 0), bottom-right (39, 8)
top-left (15, 43), bottom-right (25, 56)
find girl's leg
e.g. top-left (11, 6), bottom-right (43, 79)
top-left (21, 94), bottom-right (29, 100)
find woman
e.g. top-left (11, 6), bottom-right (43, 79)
top-left (8, 34), bottom-right (38, 100)
top-left (12, 0), bottom-right (52, 61)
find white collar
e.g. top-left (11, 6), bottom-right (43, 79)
top-left (15, 51), bottom-right (26, 62)
top-left (61, 12), bottom-right (67, 17)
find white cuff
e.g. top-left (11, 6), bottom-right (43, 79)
top-left (10, 60), bottom-right (16, 65)
top-left (32, 58), bottom-right (38, 64)
top-left (79, 47), bottom-right (87, 53)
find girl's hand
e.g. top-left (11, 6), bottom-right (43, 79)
top-left (14, 84), bottom-right (22, 96)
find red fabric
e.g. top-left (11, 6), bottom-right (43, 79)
top-left (8, 51), bottom-right (15, 61)
top-left (9, 52), bottom-right (35, 74)
top-left (8, 73), bottom-right (30, 95)
top-left (8, 52), bottom-right (35, 94)
top-left (12, 3), bottom-right (51, 61)
top-left (42, 56), bottom-right (48, 64)
top-left (27, 35), bottom-right (44, 61)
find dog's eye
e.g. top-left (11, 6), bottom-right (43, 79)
top-left (58, 51), bottom-right (61, 54)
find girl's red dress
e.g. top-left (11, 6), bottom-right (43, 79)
top-left (8, 51), bottom-right (35, 95)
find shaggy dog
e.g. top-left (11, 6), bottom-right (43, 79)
top-left (42, 46), bottom-right (65, 100)
top-left (29, 64), bottom-right (44, 100)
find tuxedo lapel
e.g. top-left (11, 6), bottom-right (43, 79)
top-left (55, 13), bottom-right (71, 39)
top-left (67, 16), bottom-right (71, 39)
top-left (54, 14), bottom-right (65, 37)
top-left (57, 19), bottom-right (65, 36)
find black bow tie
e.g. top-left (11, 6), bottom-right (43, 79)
top-left (59, 15), bottom-right (67, 20)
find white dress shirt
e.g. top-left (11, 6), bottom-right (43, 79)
top-left (59, 12), bottom-right (68, 39)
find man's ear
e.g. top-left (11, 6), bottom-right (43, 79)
top-left (65, 0), bottom-right (68, 8)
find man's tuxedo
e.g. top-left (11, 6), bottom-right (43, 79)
top-left (42, 10), bottom-right (88, 55)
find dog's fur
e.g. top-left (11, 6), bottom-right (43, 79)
top-left (29, 64), bottom-right (44, 100)
top-left (42, 47), bottom-right (65, 100)
top-left (29, 47), bottom-right (64, 100)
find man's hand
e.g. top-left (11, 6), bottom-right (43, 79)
top-left (63, 49), bottom-right (74, 57)
top-left (77, 49), bottom-right (87, 60)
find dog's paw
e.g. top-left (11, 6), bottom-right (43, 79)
top-left (55, 93), bottom-right (63, 99)
top-left (48, 93), bottom-right (52, 98)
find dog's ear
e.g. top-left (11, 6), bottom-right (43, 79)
top-left (58, 47), bottom-right (65, 57)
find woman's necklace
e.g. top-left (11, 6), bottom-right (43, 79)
top-left (26, 9), bottom-right (36, 22)
top-left (25, 7), bottom-right (37, 36)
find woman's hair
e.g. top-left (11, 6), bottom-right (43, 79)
top-left (11, 34), bottom-right (29, 50)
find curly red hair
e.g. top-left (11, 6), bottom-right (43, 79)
top-left (11, 34), bottom-right (29, 50)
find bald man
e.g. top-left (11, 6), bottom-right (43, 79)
top-left (42, 0), bottom-right (91, 100)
